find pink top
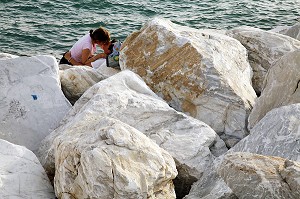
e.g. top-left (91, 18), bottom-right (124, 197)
top-left (70, 33), bottom-right (96, 62)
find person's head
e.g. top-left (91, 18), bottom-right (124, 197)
top-left (89, 27), bottom-right (110, 47)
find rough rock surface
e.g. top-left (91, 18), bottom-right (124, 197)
top-left (218, 152), bottom-right (300, 199)
top-left (0, 55), bottom-right (71, 151)
top-left (120, 17), bottom-right (256, 144)
top-left (183, 159), bottom-right (237, 199)
top-left (59, 64), bottom-right (119, 104)
top-left (53, 115), bottom-right (177, 199)
top-left (38, 70), bottom-right (227, 198)
top-left (227, 26), bottom-right (300, 95)
top-left (248, 49), bottom-right (300, 129)
top-left (0, 139), bottom-right (55, 198)
top-left (185, 102), bottom-right (300, 199)
top-left (232, 103), bottom-right (300, 162)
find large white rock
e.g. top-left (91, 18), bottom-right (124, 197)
top-left (232, 104), bottom-right (300, 162)
top-left (120, 17), bottom-right (256, 145)
top-left (59, 63), bottom-right (119, 104)
top-left (0, 139), bottom-right (54, 198)
top-left (53, 115), bottom-right (177, 199)
top-left (248, 49), bottom-right (300, 129)
top-left (218, 152), bottom-right (300, 199)
top-left (38, 70), bottom-right (227, 198)
top-left (0, 55), bottom-right (71, 151)
top-left (227, 27), bottom-right (300, 95)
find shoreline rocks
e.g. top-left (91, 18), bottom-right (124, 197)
top-left (1, 17), bottom-right (300, 199)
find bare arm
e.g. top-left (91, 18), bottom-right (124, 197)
top-left (64, 50), bottom-right (107, 66)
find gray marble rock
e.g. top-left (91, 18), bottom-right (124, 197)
top-left (218, 152), bottom-right (300, 199)
top-left (232, 103), bottom-right (300, 162)
top-left (279, 22), bottom-right (300, 41)
top-left (248, 49), bottom-right (300, 129)
top-left (227, 26), bottom-right (300, 95)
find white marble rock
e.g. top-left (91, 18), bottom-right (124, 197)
top-left (0, 55), bottom-right (71, 151)
top-left (59, 63), bottom-right (119, 104)
top-left (0, 139), bottom-right (55, 198)
top-left (0, 52), bottom-right (19, 60)
top-left (37, 70), bottom-right (227, 197)
top-left (53, 115), bottom-right (177, 199)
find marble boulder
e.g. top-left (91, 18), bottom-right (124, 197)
top-left (37, 70), bottom-right (227, 198)
top-left (59, 64), bottom-right (119, 104)
top-left (227, 26), bottom-right (300, 95)
top-left (0, 139), bottom-right (54, 198)
top-left (218, 152), bottom-right (300, 199)
top-left (53, 115), bottom-right (177, 199)
top-left (248, 49), bottom-right (300, 129)
top-left (232, 103), bottom-right (300, 162)
top-left (0, 52), bottom-right (19, 60)
top-left (0, 55), bottom-right (71, 151)
top-left (120, 17), bottom-right (256, 146)
top-left (279, 22), bottom-right (300, 41)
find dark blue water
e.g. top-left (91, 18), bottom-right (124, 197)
top-left (0, 0), bottom-right (299, 59)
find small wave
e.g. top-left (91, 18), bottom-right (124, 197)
top-left (1, 0), bottom-right (299, 58)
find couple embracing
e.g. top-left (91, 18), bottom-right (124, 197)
top-left (60, 27), bottom-right (121, 69)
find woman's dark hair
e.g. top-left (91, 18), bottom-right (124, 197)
top-left (89, 27), bottom-right (110, 43)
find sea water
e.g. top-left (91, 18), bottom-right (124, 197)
top-left (0, 0), bottom-right (299, 60)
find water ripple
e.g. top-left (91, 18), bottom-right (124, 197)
top-left (0, 0), bottom-right (299, 59)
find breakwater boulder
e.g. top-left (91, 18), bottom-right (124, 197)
top-left (218, 152), bottom-right (300, 199)
top-left (185, 103), bottom-right (300, 198)
top-left (59, 64), bottom-right (119, 104)
top-left (232, 103), bottom-right (300, 161)
top-left (0, 139), bottom-right (55, 198)
top-left (54, 115), bottom-right (177, 199)
top-left (248, 49), bottom-right (300, 129)
top-left (0, 55), bottom-right (71, 151)
top-left (120, 17), bottom-right (256, 147)
top-left (227, 27), bottom-right (300, 95)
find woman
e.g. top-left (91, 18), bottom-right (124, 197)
top-left (59, 27), bottom-right (111, 66)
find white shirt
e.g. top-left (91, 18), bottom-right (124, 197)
top-left (70, 33), bottom-right (96, 62)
